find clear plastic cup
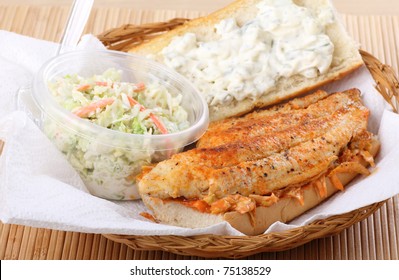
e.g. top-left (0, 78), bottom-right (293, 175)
top-left (18, 50), bottom-right (209, 200)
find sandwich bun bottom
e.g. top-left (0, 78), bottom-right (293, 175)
top-left (140, 138), bottom-right (380, 235)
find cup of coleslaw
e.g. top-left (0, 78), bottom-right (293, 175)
top-left (19, 50), bottom-right (209, 200)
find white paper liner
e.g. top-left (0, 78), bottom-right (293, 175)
top-left (1, 31), bottom-right (398, 236)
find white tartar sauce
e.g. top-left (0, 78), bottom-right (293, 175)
top-left (161, 0), bottom-right (335, 106)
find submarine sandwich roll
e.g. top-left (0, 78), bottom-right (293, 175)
top-left (130, 0), bottom-right (364, 121)
top-left (138, 89), bottom-right (379, 235)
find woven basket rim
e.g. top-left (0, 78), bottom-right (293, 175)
top-left (98, 21), bottom-right (399, 259)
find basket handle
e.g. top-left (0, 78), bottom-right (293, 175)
top-left (360, 50), bottom-right (399, 113)
top-left (97, 18), bottom-right (189, 52)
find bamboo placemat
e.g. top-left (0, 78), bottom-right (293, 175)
top-left (0, 5), bottom-right (398, 260)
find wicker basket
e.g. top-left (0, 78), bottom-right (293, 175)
top-left (99, 19), bottom-right (399, 259)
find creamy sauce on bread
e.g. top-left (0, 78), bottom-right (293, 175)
top-left (161, 0), bottom-right (335, 106)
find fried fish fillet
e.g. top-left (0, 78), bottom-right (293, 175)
top-left (138, 89), bottom-right (372, 201)
top-left (197, 89), bottom-right (361, 148)
top-left (197, 90), bottom-right (330, 148)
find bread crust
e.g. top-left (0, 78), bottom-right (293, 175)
top-left (129, 0), bottom-right (364, 121)
top-left (140, 138), bottom-right (379, 235)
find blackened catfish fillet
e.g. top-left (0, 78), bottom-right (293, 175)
top-left (138, 89), bottom-right (379, 235)
top-left (139, 89), bottom-right (370, 200)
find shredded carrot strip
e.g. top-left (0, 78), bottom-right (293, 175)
top-left (314, 176), bottom-right (327, 198)
top-left (328, 173), bottom-right (344, 191)
top-left (127, 95), bottom-right (168, 134)
top-left (149, 115), bottom-right (168, 134)
top-left (75, 81), bottom-right (164, 133)
top-left (330, 162), bottom-right (370, 176)
top-left (95, 81), bottom-right (108, 87)
top-left (76, 84), bottom-right (91, 91)
top-left (133, 82), bottom-right (146, 92)
top-left (73, 98), bottom-right (115, 118)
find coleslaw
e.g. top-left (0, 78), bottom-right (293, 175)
top-left (44, 68), bottom-right (190, 200)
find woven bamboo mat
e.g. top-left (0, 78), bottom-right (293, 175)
top-left (0, 5), bottom-right (398, 260)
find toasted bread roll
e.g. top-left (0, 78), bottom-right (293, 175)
top-left (138, 89), bottom-right (379, 235)
top-left (140, 137), bottom-right (379, 235)
top-left (129, 0), bottom-right (364, 121)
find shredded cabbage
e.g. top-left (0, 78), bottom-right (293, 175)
top-left (49, 68), bottom-right (190, 135)
top-left (45, 68), bottom-right (190, 200)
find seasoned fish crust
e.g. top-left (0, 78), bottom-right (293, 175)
top-left (197, 90), bottom-right (329, 147)
top-left (198, 89), bottom-right (363, 148)
top-left (138, 89), bottom-right (371, 200)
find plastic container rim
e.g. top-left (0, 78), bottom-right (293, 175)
top-left (31, 49), bottom-right (209, 149)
